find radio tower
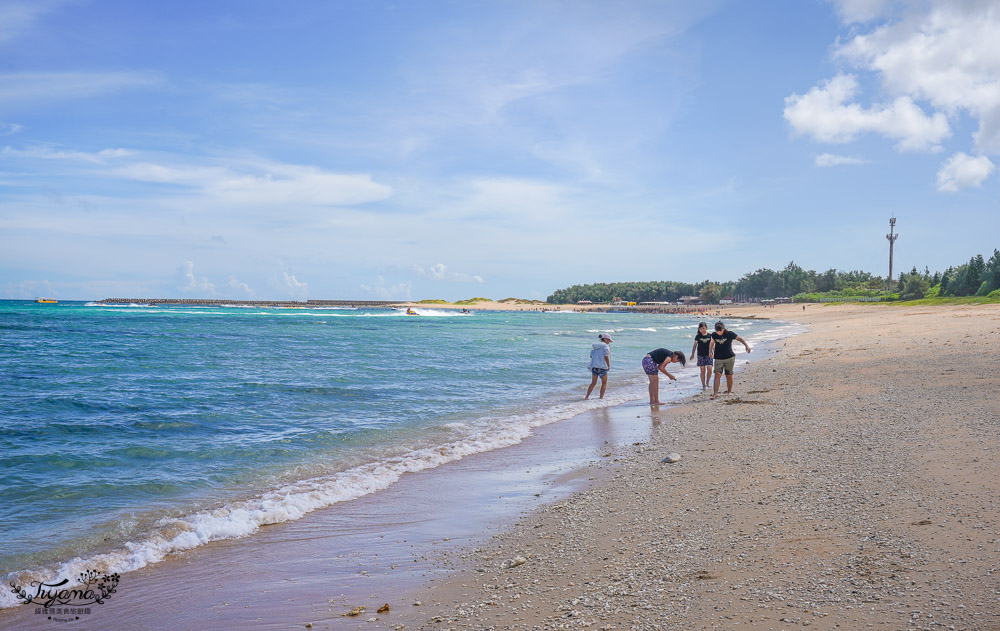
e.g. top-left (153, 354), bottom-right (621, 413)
top-left (886, 217), bottom-right (899, 291)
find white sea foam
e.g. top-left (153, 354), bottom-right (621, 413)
top-left (0, 317), bottom-right (807, 611)
top-left (0, 383), bottom-right (646, 609)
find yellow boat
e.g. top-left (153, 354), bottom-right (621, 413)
top-left (35, 297), bottom-right (58, 304)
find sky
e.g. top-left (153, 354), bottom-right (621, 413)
top-left (1, 0), bottom-right (998, 301)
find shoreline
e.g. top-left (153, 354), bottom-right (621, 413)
top-left (385, 302), bottom-right (1000, 630)
top-left (0, 312), bottom-right (792, 630)
top-left (4, 303), bottom-right (997, 629)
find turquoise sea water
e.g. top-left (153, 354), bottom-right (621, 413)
top-left (0, 300), bottom-right (798, 605)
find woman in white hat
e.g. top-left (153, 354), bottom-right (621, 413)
top-left (585, 333), bottom-right (613, 399)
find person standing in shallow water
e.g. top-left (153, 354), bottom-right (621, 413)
top-left (642, 348), bottom-right (686, 406)
top-left (585, 333), bottom-right (613, 399)
top-left (690, 322), bottom-right (713, 390)
top-left (709, 320), bottom-right (751, 400)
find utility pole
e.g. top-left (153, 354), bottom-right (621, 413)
top-left (886, 216), bottom-right (899, 291)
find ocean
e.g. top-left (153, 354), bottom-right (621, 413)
top-left (0, 300), bottom-right (799, 607)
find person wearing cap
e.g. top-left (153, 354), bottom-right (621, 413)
top-left (709, 320), bottom-right (751, 400)
top-left (585, 333), bottom-right (613, 399)
top-left (642, 347), bottom-right (686, 405)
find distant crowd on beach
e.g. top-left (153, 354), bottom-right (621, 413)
top-left (585, 321), bottom-right (751, 405)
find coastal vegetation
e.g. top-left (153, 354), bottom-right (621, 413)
top-left (547, 249), bottom-right (1000, 305)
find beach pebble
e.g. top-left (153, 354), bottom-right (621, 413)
top-left (503, 556), bottom-right (528, 569)
top-left (661, 453), bottom-right (682, 464)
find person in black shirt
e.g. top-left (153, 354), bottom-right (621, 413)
top-left (641, 347), bottom-right (686, 406)
top-left (690, 322), bottom-right (714, 390)
top-left (709, 321), bottom-right (751, 400)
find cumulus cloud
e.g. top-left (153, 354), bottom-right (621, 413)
top-left (227, 275), bottom-right (255, 296)
top-left (177, 261), bottom-right (216, 295)
top-left (360, 276), bottom-right (412, 300)
top-left (282, 271), bottom-right (308, 296)
top-left (784, 74), bottom-right (950, 151)
top-left (815, 153), bottom-right (870, 167)
top-left (833, 2), bottom-right (1000, 153)
top-left (936, 152), bottom-right (995, 192)
top-left (411, 263), bottom-right (485, 283)
top-left (792, 1), bottom-right (1000, 167)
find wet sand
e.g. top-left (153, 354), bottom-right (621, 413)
top-left (0, 389), bottom-right (661, 630)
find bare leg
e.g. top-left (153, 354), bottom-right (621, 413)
top-left (711, 371), bottom-right (721, 399)
top-left (648, 373), bottom-right (659, 405)
top-left (585, 374), bottom-right (598, 399)
top-left (726, 373), bottom-right (734, 394)
top-left (599, 375), bottom-right (608, 399)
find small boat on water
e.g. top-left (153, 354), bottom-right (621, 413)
top-left (34, 297), bottom-right (57, 304)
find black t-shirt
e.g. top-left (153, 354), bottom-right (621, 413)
top-left (711, 330), bottom-right (738, 360)
top-left (648, 348), bottom-right (673, 365)
top-left (694, 333), bottom-right (712, 357)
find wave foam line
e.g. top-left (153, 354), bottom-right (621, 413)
top-left (0, 386), bottom-right (639, 610)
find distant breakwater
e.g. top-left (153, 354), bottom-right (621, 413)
top-left (99, 298), bottom-right (403, 308)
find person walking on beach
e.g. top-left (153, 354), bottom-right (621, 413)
top-left (642, 348), bottom-right (686, 406)
top-left (709, 321), bottom-right (751, 400)
top-left (585, 333), bottom-right (613, 399)
top-left (690, 322), bottom-right (714, 390)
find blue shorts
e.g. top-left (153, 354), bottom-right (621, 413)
top-left (591, 367), bottom-right (609, 378)
top-left (697, 355), bottom-right (713, 367)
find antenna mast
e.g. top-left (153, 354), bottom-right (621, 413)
top-left (886, 217), bottom-right (899, 291)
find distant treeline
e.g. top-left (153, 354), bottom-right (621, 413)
top-left (896, 249), bottom-right (1000, 300)
top-left (547, 263), bottom-right (881, 304)
top-left (548, 251), bottom-right (1000, 304)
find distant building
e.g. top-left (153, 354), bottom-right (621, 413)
top-left (678, 296), bottom-right (702, 305)
top-left (577, 300), bottom-right (593, 304)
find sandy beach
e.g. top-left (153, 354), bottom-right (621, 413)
top-left (377, 302), bottom-right (1000, 630)
top-left (3, 303), bottom-right (998, 631)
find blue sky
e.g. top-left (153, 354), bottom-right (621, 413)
top-left (2, 0), bottom-right (998, 301)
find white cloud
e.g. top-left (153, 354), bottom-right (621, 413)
top-left (784, 74), bottom-right (950, 151)
top-left (227, 275), bottom-right (255, 297)
top-left (0, 1), bottom-right (60, 44)
top-left (177, 261), bottom-right (216, 295)
top-left (815, 153), bottom-right (870, 167)
top-left (833, 2), bottom-right (1000, 153)
top-left (411, 263), bottom-right (485, 283)
top-left (826, 0), bottom-right (894, 24)
top-left (0, 122), bottom-right (23, 135)
top-left (360, 275), bottom-right (412, 300)
top-left (2, 145), bottom-right (132, 163)
top-left (282, 271), bottom-right (308, 296)
top-left (0, 72), bottom-right (163, 106)
top-left (113, 159), bottom-right (392, 207)
top-left (936, 152), bottom-right (995, 191)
